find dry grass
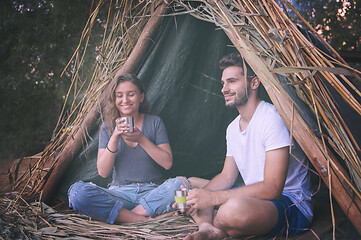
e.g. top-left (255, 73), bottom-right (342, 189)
top-left (9, 0), bottom-right (360, 205)
top-left (8, 0), bottom-right (162, 201)
top-left (4, 0), bottom-right (361, 238)
top-left (0, 192), bottom-right (199, 239)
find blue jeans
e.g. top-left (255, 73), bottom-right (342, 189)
top-left (68, 177), bottom-right (190, 224)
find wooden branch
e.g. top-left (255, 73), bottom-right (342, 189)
top-left (41, 2), bottom-right (169, 203)
top-left (267, 77), bottom-right (361, 235)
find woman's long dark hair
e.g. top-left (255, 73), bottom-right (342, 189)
top-left (103, 74), bottom-right (151, 133)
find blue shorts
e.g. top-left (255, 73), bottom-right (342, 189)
top-left (266, 195), bottom-right (310, 237)
top-left (68, 177), bottom-right (189, 224)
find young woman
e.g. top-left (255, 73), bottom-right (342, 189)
top-left (68, 74), bottom-right (191, 224)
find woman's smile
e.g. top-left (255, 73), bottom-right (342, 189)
top-left (115, 81), bottom-right (144, 116)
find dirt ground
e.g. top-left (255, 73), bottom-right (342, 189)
top-left (0, 159), bottom-right (13, 193)
top-left (312, 184), bottom-right (361, 240)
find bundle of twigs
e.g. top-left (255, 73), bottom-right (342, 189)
top-left (49, 213), bottom-right (197, 239)
top-left (1, 192), bottom-right (54, 239)
top-left (6, 0), bottom-right (361, 237)
top-left (8, 0), bottom-right (164, 201)
top-left (0, 192), bottom-right (198, 239)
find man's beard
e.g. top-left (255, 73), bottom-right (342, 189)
top-left (225, 84), bottom-right (251, 108)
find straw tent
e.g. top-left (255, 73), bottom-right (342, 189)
top-left (4, 0), bottom-right (361, 239)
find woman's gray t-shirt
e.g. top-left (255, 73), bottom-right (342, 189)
top-left (99, 114), bottom-right (169, 185)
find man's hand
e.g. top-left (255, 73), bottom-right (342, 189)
top-left (186, 188), bottom-right (214, 210)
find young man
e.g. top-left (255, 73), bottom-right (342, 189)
top-left (185, 53), bottom-right (313, 239)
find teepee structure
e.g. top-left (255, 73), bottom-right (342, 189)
top-left (8, 0), bottom-right (361, 237)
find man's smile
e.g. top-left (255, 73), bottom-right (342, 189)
top-left (223, 92), bottom-right (235, 100)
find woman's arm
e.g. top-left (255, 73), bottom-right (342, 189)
top-left (97, 129), bottom-right (121, 178)
top-left (122, 127), bottom-right (173, 170)
top-left (138, 136), bottom-right (173, 170)
top-left (112, 115), bottom-right (173, 170)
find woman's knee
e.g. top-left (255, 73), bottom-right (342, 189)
top-left (188, 177), bottom-right (209, 189)
top-left (164, 176), bottom-right (191, 191)
top-left (68, 181), bottom-right (96, 210)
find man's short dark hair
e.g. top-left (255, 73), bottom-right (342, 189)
top-left (219, 52), bottom-right (255, 78)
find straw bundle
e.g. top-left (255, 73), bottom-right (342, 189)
top-left (8, 0), bottom-right (165, 201)
top-left (6, 0), bottom-right (361, 237)
top-left (0, 192), bottom-right (199, 239)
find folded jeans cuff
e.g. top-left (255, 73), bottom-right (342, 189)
top-left (106, 200), bottom-right (123, 224)
top-left (139, 198), bottom-right (155, 218)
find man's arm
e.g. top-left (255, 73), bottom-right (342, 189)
top-left (187, 147), bottom-right (289, 209)
top-left (186, 156), bottom-right (239, 209)
top-left (204, 156), bottom-right (239, 191)
top-left (232, 146), bottom-right (289, 200)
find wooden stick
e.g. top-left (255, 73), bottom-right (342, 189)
top-left (280, 0), bottom-right (347, 65)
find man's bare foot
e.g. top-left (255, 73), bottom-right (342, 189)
top-left (184, 222), bottom-right (226, 240)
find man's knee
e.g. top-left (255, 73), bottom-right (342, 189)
top-left (213, 197), bottom-right (250, 231)
top-left (150, 177), bottom-right (191, 203)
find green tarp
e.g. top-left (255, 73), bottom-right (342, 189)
top-left (57, 13), bottom-right (321, 200)
top-left (58, 14), bottom-right (239, 199)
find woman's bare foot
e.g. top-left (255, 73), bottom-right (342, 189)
top-left (115, 208), bottom-right (149, 223)
top-left (153, 211), bottom-right (177, 219)
top-left (184, 222), bottom-right (226, 240)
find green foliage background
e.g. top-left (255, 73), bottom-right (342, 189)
top-left (295, 0), bottom-right (360, 52)
top-left (0, 0), bottom-right (103, 161)
top-left (0, 0), bottom-right (359, 162)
